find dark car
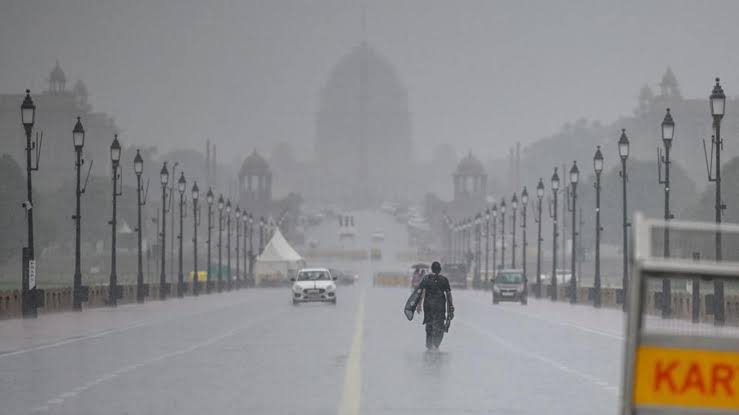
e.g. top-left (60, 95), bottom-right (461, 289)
top-left (443, 263), bottom-right (468, 289)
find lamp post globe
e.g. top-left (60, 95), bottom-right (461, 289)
top-left (662, 108), bottom-right (675, 147)
top-left (485, 208), bottom-right (490, 221)
top-left (218, 195), bottom-right (224, 212)
top-left (177, 172), bottom-right (186, 194)
top-left (206, 188), bottom-right (214, 206)
top-left (110, 135), bottom-right (121, 166)
top-left (21, 90), bottom-right (36, 128)
top-left (594, 146), bottom-right (604, 174)
top-left (226, 199), bottom-right (231, 214)
top-left (619, 129), bottom-right (630, 161)
top-left (711, 78), bottom-right (726, 120)
top-left (492, 204), bottom-right (498, 218)
top-left (537, 178), bottom-right (545, 199)
top-left (570, 161), bottom-right (579, 185)
top-left (160, 163), bottom-right (169, 186)
top-left (73, 117), bottom-right (85, 150)
top-left (134, 150), bottom-right (143, 175)
top-left (500, 199), bottom-right (507, 214)
top-left (551, 168), bottom-right (560, 191)
top-left (191, 182), bottom-right (199, 201)
top-left (521, 187), bottom-right (529, 207)
top-left (512, 193), bottom-right (518, 210)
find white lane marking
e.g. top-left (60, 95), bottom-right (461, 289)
top-left (0, 295), bottom-right (261, 360)
top-left (27, 312), bottom-right (284, 414)
top-left (470, 296), bottom-right (623, 340)
top-left (461, 321), bottom-right (619, 395)
top-left (338, 289), bottom-right (366, 415)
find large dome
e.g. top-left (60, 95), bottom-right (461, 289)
top-left (456, 152), bottom-right (485, 176)
top-left (315, 43), bottom-right (412, 203)
top-left (239, 150), bottom-right (271, 178)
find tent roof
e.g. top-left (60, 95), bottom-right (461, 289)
top-left (257, 228), bottom-right (303, 263)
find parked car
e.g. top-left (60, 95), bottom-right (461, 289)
top-left (290, 268), bottom-right (337, 305)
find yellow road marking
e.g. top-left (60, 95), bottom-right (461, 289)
top-left (338, 288), bottom-right (366, 415)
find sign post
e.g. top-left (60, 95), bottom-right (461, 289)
top-left (622, 215), bottom-right (739, 415)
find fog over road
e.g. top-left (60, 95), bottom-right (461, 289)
top-left (0, 211), bottom-right (625, 415)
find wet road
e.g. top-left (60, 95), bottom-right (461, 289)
top-left (0, 283), bottom-right (625, 415)
top-left (0, 210), bottom-right (626, 414)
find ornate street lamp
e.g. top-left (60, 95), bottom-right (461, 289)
top-left (217, 195), bottom-right (225, 292)
top-left (500, 200), bottom-right (507, 270)
top-left (108, 135), bottom-right (122, 306)
top-left (134, 149), bottom-right (148, 303)
top-left (492, 204), bottom-right (498, 282)
top-left (593, 146), bottom-right (604, 307)
top-left (521, 187), bottom-right (529, 299)
top-left (511, 193), bottom-right (518, 268)
top-left (484, 208), bottom-right (491, 288)
top-left (619, 129), bottom-right (630, 310)
top-left (658, 108), bottom-right (675, 317)
top-left (710, 78), bottom-right (726, 324)
top-left (549, 167), bottom-right (560, 301)
top-left (474, 213), bottom-right (482, 288)
top-left (176, 173), bottom-right (186, 297)
top-left (535, 179), bottom-right (544, 298)
top-left (235, 206), bottom-right (241, 287)
top-left (191, 182), bottom-right (200, 296)
top-left (568, 161), bottom-right (579, 304)
top-left (20, 90), bottom-right (39, 317)
top-left (72, 117), bottom-right (87, 310)
top-left (159, 162), bottom-right (170, 299)
top-left (206, 188), bottom-right (214, 294)
top-left (226, 199), bottom-right (232, 291)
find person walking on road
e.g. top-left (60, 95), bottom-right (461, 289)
top-left (416, 261), bottom-right (454, 350)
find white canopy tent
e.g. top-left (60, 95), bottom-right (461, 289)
top-left (255, 228), bottom-right (305, 286)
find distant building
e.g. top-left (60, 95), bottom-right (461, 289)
top-left (0, 62), bottom-right (118, 191)
top-left (315, 42), bottom-right (412, 206)
top-left (238, 150), bottom-right (272, 220)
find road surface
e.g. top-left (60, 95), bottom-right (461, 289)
top-left (0, 210), bottom-right (626, 414)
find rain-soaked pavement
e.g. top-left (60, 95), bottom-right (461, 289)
top-left (0, 211), bottom-right (626, 415)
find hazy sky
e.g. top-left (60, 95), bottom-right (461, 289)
top-left (2, 0), bottom-right (738, 163)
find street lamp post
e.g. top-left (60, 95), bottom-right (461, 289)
top-left (226, 200), bottom-right (232, 291)
top-left (710, 78), bottom-right (726, 324)
top-left (535, 179), bottom-right (544, 298)
top-left (259, 217), bottom-right (266, 255)
top-left (159, 163), bottom-right (170, 299)
top-left (242, 212), bottom-right (248, 287)
top-left (474, 213), bottom-right (482, 288)
top-left (549, 168), bottom-right (560, 301)
top-left (500, 201), bottom-right (507, 270)
top-left (134, 149), bottom-right (148, 303)
top-left (568, 161), bottom-right (579, 304)
top-left (217, 195), bottom-right (224, 292)
top-left (177, 173), bottom-right (186, 298)
top-left (492, 205), bottom-right (498, 279)
top-left (511, 194), bottom-right (518, 268)
top-left (191, 182), bottom-right (200, 296)
top-left (659, 108), bottom-right (675, 317)
top-left (248, 214), bottom-right (255, 283)
top-left (20, 90), bottom-right (40, 317)
top-left (235, 206), bottom-right (241, 288)
top-left (206, 189), bottom-right (214, 294)
top-left (619, 129), bottom-right (630, 310)
top-left (485, 208), bottom-right (491, 288)
top-left (109, 135), bottom-right (122, 306)
top-left (593, 147), bottom-right (604, 307)
top-left (521, 187), bottom-right (529, 297)
top-left (72, 117), bottom-right (87, 310)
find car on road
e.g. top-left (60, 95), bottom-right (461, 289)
top-left (492, 269), bottom-right (527, 304)
top-left (290, 268), bottom-right (338, 305)
top-left (443, 263), bottom-right (468, 289)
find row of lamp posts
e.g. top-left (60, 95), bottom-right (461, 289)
top-left (19, 90), bottom-right (275, 317)
top-left (444, 78), bottom-right (727, 322)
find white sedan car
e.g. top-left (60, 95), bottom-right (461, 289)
top-left (291, 268), bottom-right (338, 305)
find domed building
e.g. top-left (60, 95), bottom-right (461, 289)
top-left (315, 42), bottom-right (412, 206)
top-left (238, 150), bottom-right (272, 219)
top-left (453, 152), bottom-right (487, 205)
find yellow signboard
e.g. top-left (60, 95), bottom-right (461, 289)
top-left (634, 345), bottom-right (739, 411)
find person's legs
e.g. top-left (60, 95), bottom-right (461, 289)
top-left (425, 323), bottom-right (433, 349)
top-left (431, 319), bottom-right (445, 348)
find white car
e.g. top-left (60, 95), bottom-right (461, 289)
top-left (291, 268), bottom-right (338, 305)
